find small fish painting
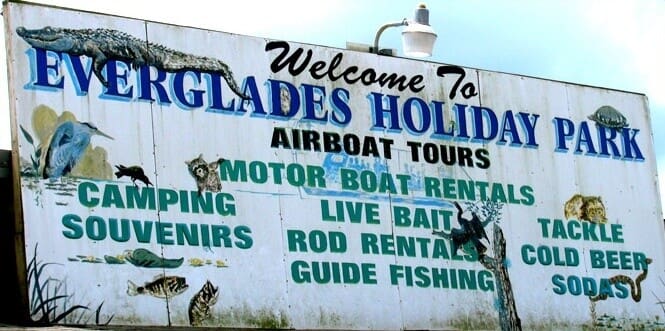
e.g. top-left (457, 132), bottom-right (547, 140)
top-left (127, 275), bottom-right (189, 299)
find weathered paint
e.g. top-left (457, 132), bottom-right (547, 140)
top-left (3, 2), bottom-right (664, 330)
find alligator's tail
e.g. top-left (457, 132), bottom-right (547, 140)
top-left (162, 56), bottom-right (249, 100)
top-left (217, 64), bottom-right (250, 100)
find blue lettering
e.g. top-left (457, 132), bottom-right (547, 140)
top-left (430, 100), bottom-right (454, 139)
top-left (402, 97), bottom-right (430, 134)
top-left (597, 125), bottom-right (621, 158)
top-left (27, 48), bottom-right (64, 90)
top-left (238, 76), bottom-right (264, 115)
top-left (471, 106), bottom-right (498, 142)
top-left (574, 122), bottom-right (597, 155)
top-left (240, 76), bottom-right (262, 114)
top-left (453, 103), bottom-right (470, 139)
top-left (369, 92), bottom-right (401, 132)
top-left (553, 117), bottom-right (575, 152)
top-left (206, 73), bottom-right (237, 113)
top-left (64, 55), bottom-right (93, 95)
top-left (518, 112), bottom-right (539, 147)
top-left (172, 71), bottom-right (205, 109)
top-left (138, 65), bottom-right (170, 104)
top-left (329, 87), bottom-right (351, 126)
top-left (101, 60), bottom-right (133, 101)
top-left (498, 110), bottom-right (521, 146)
top-left (621, 128), bottom-right (644, 161)
top-left (301, 83), bottom-right (327, 122)
top-left (268, 79), bottom-right (299, 118)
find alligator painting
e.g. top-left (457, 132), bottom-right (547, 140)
top-left (16, 25), bottom-right (249, 99)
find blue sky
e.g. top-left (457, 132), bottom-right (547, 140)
top-left (1, 0), bottom-right (663, 213)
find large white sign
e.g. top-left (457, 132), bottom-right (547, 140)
top-left (4, 2), bottom-right (664, 329)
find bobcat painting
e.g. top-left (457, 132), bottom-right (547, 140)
top-left (185, 154), bottom-right (225, 195)
top-left (564, 194), bottom-right (607, 224)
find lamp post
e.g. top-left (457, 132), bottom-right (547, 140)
top-left (348, 3), bottom-right (437, 57)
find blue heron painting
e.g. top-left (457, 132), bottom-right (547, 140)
top-left (42, 120), bottom-right (114, 180)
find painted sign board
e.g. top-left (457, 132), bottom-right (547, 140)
top-left (4, 1), bottom-right (664, 329)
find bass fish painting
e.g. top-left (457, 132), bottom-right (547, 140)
top-left (127, 275), bottom-right (189, 299)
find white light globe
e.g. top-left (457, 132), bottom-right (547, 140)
top-left (402, 23), bottom-right (437, 58)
